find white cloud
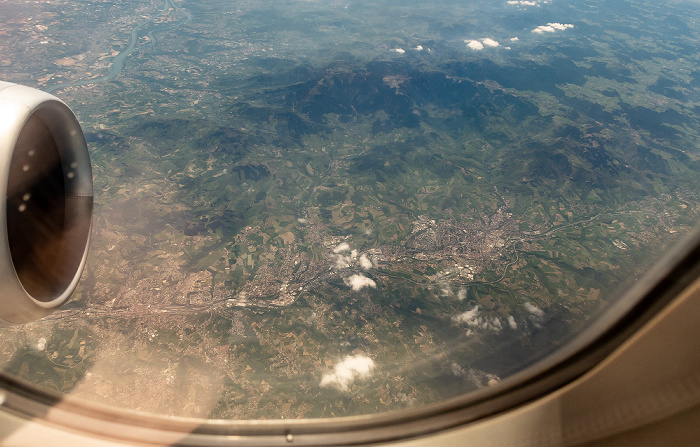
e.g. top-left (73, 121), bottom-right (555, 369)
top-left (533, 23), bottom-right (574, 34)
top-left (332, 243), bottom-right (353, 268)
top-left (333, 243), bottom-right (351, 254)
top-left (320, 354), bottom-right (375, 391)
top-left (507, 0), bottom-right (550, 5)
top-left (507, 315), bottom-right (517, 329)
top-left (453, 305), bottom-right (503, 333)
top-left (510, 37), bottom-right (519, 41)
top-left (466, 40), bottom-right (484, 51)
top-left (466, 38), bottom-right (501, 51)
top-left (414, 45), bottom-right (423, 51)
top-left (332, 243), bottom-right (376, 271)
top-left (491, 317), bottom-right (503, 331)
top-left (393, 48), bottom-right (405, 54)
top-left (549, 22), bottom-right (574, 30)
top-left (533, 25), bottom-right (554, 34)
top-left (457, 287), bottom-right (467, 301)
top-left (334, 253), bottom-right (352, 268)
top-left (524, 302), bottom-right (545, 317)
top-left (359, 254), bottom-right (373, 269)
top-left (452, 363), bottom-right (501, 388)
top-left (345, 274), bottom-right (376, 291)
top-left (454, 305), bottom-right (480, 324)
top-left (439, 280), bottom-right (452, 297)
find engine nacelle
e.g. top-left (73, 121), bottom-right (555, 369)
top-left (0, 82), bottom-right (92, 324)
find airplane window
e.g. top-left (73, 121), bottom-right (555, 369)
top-left (0, 0), bottom-right (698, 423)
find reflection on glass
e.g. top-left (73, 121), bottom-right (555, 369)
top-left (7, 114), bottom-right (67, 301)
top-left (0, 0), bottom-right (699, 420)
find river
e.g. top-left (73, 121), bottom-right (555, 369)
top-left (47, 0), bottom-right (191, 93)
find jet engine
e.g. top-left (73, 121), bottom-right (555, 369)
top-left (0, 82), bottom-right (92, 324)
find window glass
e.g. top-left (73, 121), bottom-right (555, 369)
top-left (0, 0), bottom-right (698, 419)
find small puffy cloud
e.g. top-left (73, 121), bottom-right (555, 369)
top-left (533, 23), bottom-right (574, 34)
top-left (332, 244), bottom-right (375, 270)
top-left (533, 25), bottom-right (554, 34)
top-left (454, 306), bottom-right (480, 325)
top-left (320, 354), bottom-right (375, 391)
top-left (457, 287), bottom-right (467, 301)
top-left (466, 40), bottom-right (484, 51)
top-left (507, 0), bottom-right (550, 5)
top-left (524, 302), bottom-right (545, 317)
top-left (466, 38), bottom-right (501, 51)
top-left (333, 243), bottom-right (351, 254)
top-left (297, 218), bottom-right (308, 224)
top-left (510, 37), bottom-right (519, 41)
top-left (414, 45), bottom-right (423, 51)
top-left (507, 315), bottom-right (517, 330)
top-left (439, 280), bottom-right (452, 297)
top-left (345, 274), bottom-right (376, 291)
top-left (359, 254), bottom-right (373, 269)
top-left (453, 305), bottom-right (503, 333)
top-left (332, 243), bottom-right (353, 268)
top-left (335, 256), bottom-right (350, 268)
top-left (549, 22), bottom-right (574, 30)
top-left (452, 363), bottom-right (501, 388)
top-left (393, 48), bottom-right (405, 54)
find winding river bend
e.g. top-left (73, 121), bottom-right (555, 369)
top-left (47, 0), bottom-right (191, 93)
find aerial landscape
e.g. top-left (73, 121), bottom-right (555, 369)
top-left (0, 0), bottom-right (699, 419)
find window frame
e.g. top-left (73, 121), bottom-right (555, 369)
top-left (0, 226), bottom-right (698, 446)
